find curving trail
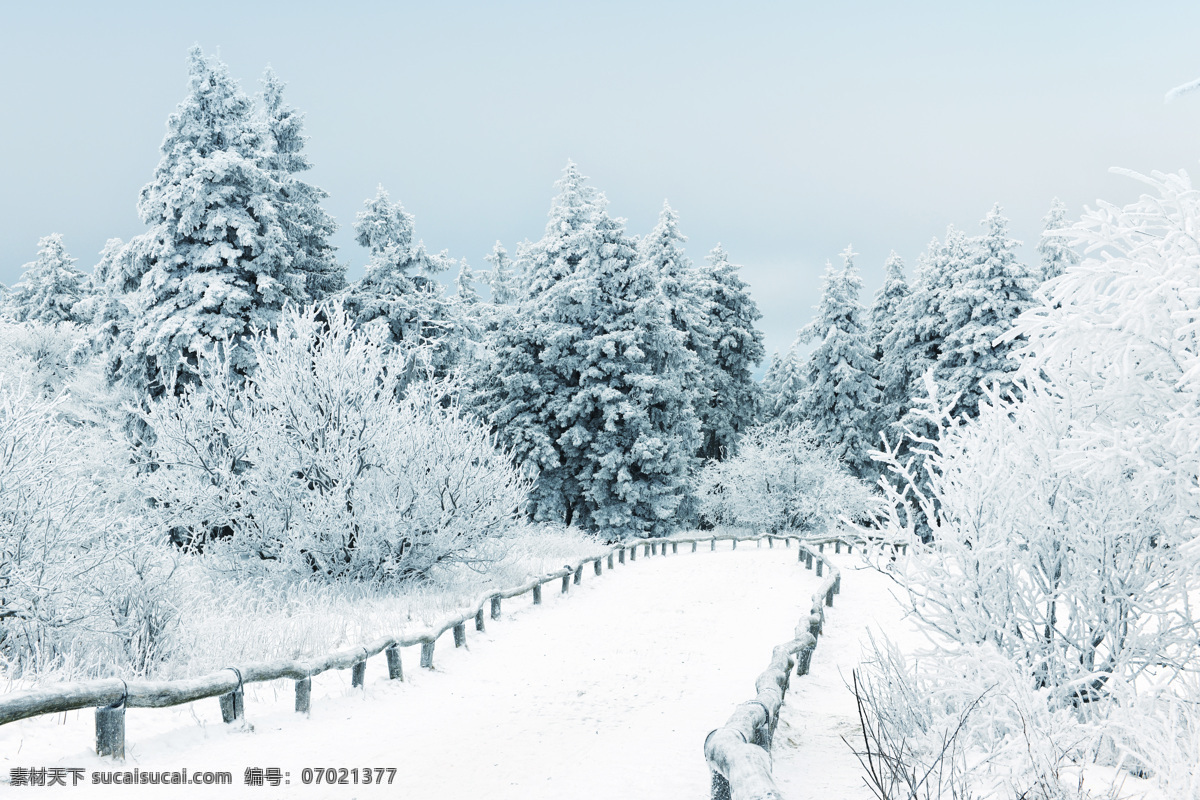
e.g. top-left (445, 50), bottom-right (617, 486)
top-left (2, 544), bottom-right (825, 799)
top-left (770, 553), bottom-right (918, 800)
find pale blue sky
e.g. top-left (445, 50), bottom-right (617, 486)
top-left (3, 1), bottom-right (1200, 359)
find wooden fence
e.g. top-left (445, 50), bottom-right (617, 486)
top-left (0, 531), bottom-right (892, 761)
top-left (703, 535), bottom-right (877, 800)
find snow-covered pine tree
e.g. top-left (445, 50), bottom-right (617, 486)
top-left (796, 246), bottom-right (880, 477)
top-left (568, 202), bottom-right (701, 536)
top-left (701, 243), bottom-right (765, 457)
top-left (476, 163), bottom-right (700, 535)
top-left (473, 162), bottom-right (599, 525)
top-left (937, 204), bottom-right (1038, 419)
top-left (455, 259), bottom-right (481, 304)
top-left (761, 343), bottom-right (807, 428)
top-left (483, 241), bottom-right (521, 305)
top-left (1036, 197), bottom-right (1080, 285)
top-left (260, 67), bottom-right (344, 298)
top-left (867, 251), bottom-right (909, 435)
top-left (637, 202), bottom-right (712, 460)
top-left (879, 228), bottom-right (967, 441)
top-left (113, 47), bottom-right (312, 396)
top-left (4, 234), bottom-right (89, 325)
top-left (341, 185), bottom-right (464, 375)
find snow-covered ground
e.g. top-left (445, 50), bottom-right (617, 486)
top-left (2, 543), bottom-right (840, 799)
top-left (771, 551), bottom-right (917, 799)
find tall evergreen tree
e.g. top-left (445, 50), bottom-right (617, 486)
top-left (113, 47), bottom-right (313, 395)
top-left (342, 186), bottom-right (464, 374)
top-left (260, 67), bottom-right (344, 298)
top-left (867, 251), bottom-right (910, 434)
top-left (796, 247), bottom-right (880, 477)
top-left (569, 205), bottom-right (700, 536)
top-left (638, 202), bottom-right (711, 459)
top-left (701, 243), bottom-right (765, 457)
top-left (761, 343), bottom-right (807, 428)
top-left (1036, 197), bottom-right (1080, 285)
top-left (879, 228), bottom-right (967, 440)
top-left (476, 163), bottom-right (699, 535)
top-left (5, 234), bottom-right (89, 325)
top-left (483, 241), bottom-right (521, 305)
top-left (455, 259), bottom-right (481, 305)
top-left (937, 204), bottom-right (1038, 418)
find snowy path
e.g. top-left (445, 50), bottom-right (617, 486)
top-left (770, 553), bottom-right (917, 800)
top-left (2, 545), bottom-right (820, 799)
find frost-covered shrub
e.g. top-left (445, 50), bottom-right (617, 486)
top-left (696, 423), bottom-right (875, 533)
top-left (874, 378), bottom-right (1199, 698)
top-left (0, 377), bottom-right (172, 677)
top-left (143, 301), bottom-right (531, 583)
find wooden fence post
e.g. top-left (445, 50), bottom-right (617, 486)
top-left (630, 546), bottom-right (636, 561)
top-left (816, 560), bottom-right (824, 577)
top-left (819, 543), bottom-right (824, 553)
top-left (671, 542), bottom-right (678, 554)
top-left (295, 678), bottom-right (311, 713)
top-left (574, 566), bottom-right (583, 584)
top-left (806, 552), bottom-right (814, 570)
top-left (835, 541), bottom-right (841, 554)
top-left (607, 553), bottom-right (615, 569)
top-left (594, 560), bottom-right (603, 576)
top-left (453, 622), bottom-right (467, 647)
top-left (732, 539), bottom-right (738, 550)
top-left (219, 688), bottom-right (243, 723)
top-left (825, 588), bottom-right (834, 607)
top-left (386, 647), bottom-right (403, 681)
top-left (562, 574), bottom-right (571, 594)
top-left (95, 705), bottom-right (125, 759)
top-left (475, 608), bottom-right (486, 632)
top-left (785, 537), bottom-right (790, 547)
top-left (833, 574), bottom-right (841, 595)
top-left (768, 536), bottom-right (773, 548)
top-left (620, 548), bottom-right (626, 564)
top-left (847, 543), bottom-right (853, 554)
top-left (352, 661), bottom-right (366, 688)
top-left (711, 538), bottom-right (716, 551)
top-left (649, 543), bottom-right (656, 556)
top-left (692, 541), bottom-right (697, 553)
top-left (533, 584), bottom-right (543, 603)
top-left (421, 640), bottom-right (435, 669)
top-left (491, 596), bottom-right (502, 620)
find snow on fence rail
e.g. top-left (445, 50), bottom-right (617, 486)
top-left (703, 535), bottom-right (875, 800)
top-left (0, 531), bottom-right (897, 761)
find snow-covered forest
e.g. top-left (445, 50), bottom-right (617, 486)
top-left (3, 40), bottom-right (1200, 800)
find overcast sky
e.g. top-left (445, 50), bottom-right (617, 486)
top-left (3, 1), bottom-right (1200, 360)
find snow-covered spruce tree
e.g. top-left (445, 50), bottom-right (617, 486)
top-left (878, 228), bottom-right (967, 441)
top-left (638, 202), bottom-right (711, 462)
top-left (5, 234), bottom-right (89, 325)
top-left (143, 301), bottom-right (529, 581)
top-left (700, 243), bottom-right (765, 458)
top-left (341, 185), bottom-right (466, 376)
top-left (455, 259), bottom-right (481, 305)
top-left (570, 204), bottom-right (701, 536)
top-left (473, 164), bottom-right (595, 526)
top-left (112, 47), bottom-right (314, 396)
top-left (796, 247), bottom-right (880, 477)
top-left (259, 67), bottom-right (344, 299)
top-left (475, 163), bottom-right (699, 536)
top-left (760, 345), bottom-right (806, 428)
top-left (1036, 197), bottom-right (1080, 285)
top-left (936, 204), bottom-right (1038, 419)
top-left (867, 251), bottom-right (909, 437)
top-left (483, 240), bottom-right (522, 305)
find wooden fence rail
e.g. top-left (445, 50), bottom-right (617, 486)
top-left (0, 530), bottom-right (895, 765)
top-left (703, 537), bottom-right (859, 800)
